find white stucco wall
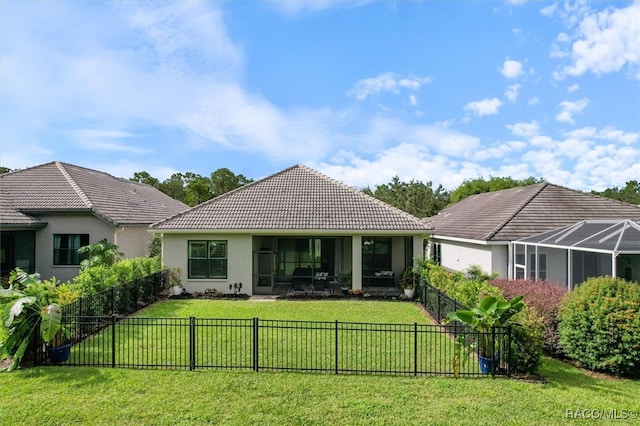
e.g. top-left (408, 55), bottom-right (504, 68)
top-left (439, 240), bottom-right (493, 274)
top-left (161, 233), bottom-right (253, 295)
top-left (35, 214), bottom-right (113, 282)
top-left (490, 245), bottom-right (509, 278)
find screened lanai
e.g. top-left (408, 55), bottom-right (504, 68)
top-left (512, 220), bottom-right (640, 289)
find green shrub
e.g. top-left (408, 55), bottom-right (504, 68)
top-left (417, 260), bottom-right (501, 307)
top-left (559, 276), bottom-right (640, 376)
top-left (70, 257), bottom-right (162, 296)
top-left (417, 260), bottom-right (544, 374)
top-left (509, 307), bottom-right (545, 374)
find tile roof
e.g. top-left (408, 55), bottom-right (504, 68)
top-left (0, 162), bottom-right (188, 226)
top-left (426, 183), bottom-right (640, 241)
top-left (152, 165), bottom-right (428, 231)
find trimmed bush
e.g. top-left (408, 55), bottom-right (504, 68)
top-left (509, 307), bottom-right (545, 374)
top-left (491, 278), bottom-right (567, 357)
top-left (559, 276), bottom-right (640, 376)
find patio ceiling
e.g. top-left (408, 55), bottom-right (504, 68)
top-left (516, 220), bottom-right (640, 254)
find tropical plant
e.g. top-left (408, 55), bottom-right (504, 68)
top-left (398, 268), bottom-right (416, 289)
top-left (78, 239), bottom-right (124, 270)
top-left (452, 335), bottom-right (475, 378)
top-left (0, 269), bottom-right (69, 371)
top-left (445, 295), bottom-right (525, 357)
top-left (336, 271), bottom-right (352, 289)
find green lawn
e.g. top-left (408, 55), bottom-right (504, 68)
top-left (68, 300), bottom-right (471, 374)
top-left (1, 300), bottom-right (639, 425)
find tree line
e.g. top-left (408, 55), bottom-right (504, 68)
top-left (1, 165), bottom-right (637, 214)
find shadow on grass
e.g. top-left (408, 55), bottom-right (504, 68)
top-left (17, 366), bottom-right (115, 387)
top-left (540, 357), bottom-right (639, 397)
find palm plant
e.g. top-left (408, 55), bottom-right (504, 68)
top-left (0, 269), bottom-right (68, 371)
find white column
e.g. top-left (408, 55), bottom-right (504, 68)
top-left (352, 235), bottom-right (362, 290)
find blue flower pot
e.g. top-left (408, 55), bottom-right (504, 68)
top-left (478, 354), bottom-right (499, 374)
top-left (47, 343), bottom-right (72, 363)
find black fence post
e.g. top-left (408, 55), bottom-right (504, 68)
top-left (111, 315), bottom-right (116, 368)
top-left (253, 317), bottom-right (259, 372)
top-left (334, 320), bottom-right (339, 375)
top-left (491, 326), bottom-right (496, 378)
top-left (506, 325), bottom-right (512, 378)
top-left (110, 287), bottom-right (115, 315)
top-left (189, 317), bottom-right (196, 371)
top-left (436, 291), bottom-right (441, 322)
top-left (414, 322), bottom-right (418, 376)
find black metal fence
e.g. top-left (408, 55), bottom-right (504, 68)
top-left (33, 271), bottom-right (169, 365)
top-left (61, 270), bottom-right (170, 318)
top-left (416, 278), bottom-right (468, 323)
top-left (53, 315), bottom-right (511, 377)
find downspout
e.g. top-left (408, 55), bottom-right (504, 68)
top-left (113, 226), bottom-right (125, 252)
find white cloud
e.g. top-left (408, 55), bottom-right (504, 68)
top-left (499, 59), bottom-right (523, 79)
top-left (409, 94), bottom-right (417, 106)
top-left (556, 98), bottom-right (589, 124)
top-left (567, 83), bottom-right (579, 93)
top-left (528, 97), bottom-right (540, 106)
top-left (348, 72), bottom-right (432, 100)
top-left (504, 84), bottom-right (521, 102)
top-left (464, 98), bottom-right (503, 116)
top-left (540, 3), bottom-right (558, 17)
top-left (507, 120), bottom-right (539, 138)
top-left (553, 2), bottom-right (640, 80)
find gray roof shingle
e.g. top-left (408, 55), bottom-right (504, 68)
top-left (152, 165), bottom-right (428, 231)
top-left (0, 162), bottom-right (188, 226)
top-left (426, 183), bottom-right (640, 241)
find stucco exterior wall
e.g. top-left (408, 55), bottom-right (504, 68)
top-left (35, 214), bottom-right (113, 282)
top-left (115, 226), bottom-right (153, 258)
top-left (439, 240), bottom-right (493, 275)
top-left (161, 233), bottom-right (253, 295)
top-left (490, 245), bottom-right (509, 278)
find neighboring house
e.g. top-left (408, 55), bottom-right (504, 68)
top-left (0, 162), bottom-right (188, 282)
top-left (514, 219), bottom-right (640, 289)
top-left (425, 183), bottom-right (640, 288)
top-left (151, 165), bottom-right (428, 296)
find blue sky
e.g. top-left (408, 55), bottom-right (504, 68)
top-left (1, 0), bottom-right (638, 192)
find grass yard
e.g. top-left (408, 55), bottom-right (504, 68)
top-left (66, 300), bottom-right (469, 374)
top-left (1, 300), bottom-right (639, 425)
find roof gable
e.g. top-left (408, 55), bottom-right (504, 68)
top-left (152, 165), bottom-right (428, 231)
top-left (429, 183), bottom-right (640, 241)
top-left (0, 162), bottom-right (188, 226)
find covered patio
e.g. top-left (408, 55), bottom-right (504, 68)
top-left (512, 220), bottom-right (640, 289)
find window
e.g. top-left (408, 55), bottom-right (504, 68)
top-left (362, 237), bottom-right (392, 275)
top-left (277, 238), bottom-right (334, 279)
top-left (53, 234), bottom-right (89, 265)
top-left (188, 240), bottom-right (227, 279)
top-left (431, 242), bottom-right (442, 265)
